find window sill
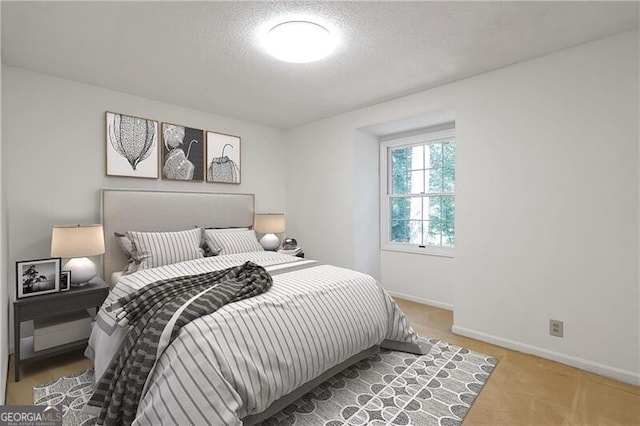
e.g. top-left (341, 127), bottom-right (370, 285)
top-left (381, 244), bottom-right (455, 258)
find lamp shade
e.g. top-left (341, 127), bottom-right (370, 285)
top-left (51, 224), bottom-right (106, 258)
top-left (254, 214), bottom-right (286, 234)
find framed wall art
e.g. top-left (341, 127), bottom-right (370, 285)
top-left (16, 258), bottom-right (61, 299)
top-left (106, 111), bottom-right (159, 179)
top-left (60, 271), bottom-right (71, 292)
top-left (206, 131), bottom-right (241, 184)
top-left (161, 122), bottom-right (204, 181)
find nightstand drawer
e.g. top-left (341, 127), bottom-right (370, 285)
top-left (17, 289), bottom-right (107, 319)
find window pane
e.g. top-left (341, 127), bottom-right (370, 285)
top-left (409, 220), bottom-right (423, 245)
top-left (426, 168), bottom-right (443, 193)
top-left (391, 198), bottom-right (410, 221)
top-left (442, 196), bottom-right (455, 224)
top-left (391, 147), bottom-right (411, 171)
top-left (425, 221), bottom-right (442, 246)
top-left (410, 145), bottom-right (424, 170)
top-left (426, 143), bottom-right (443, 168)
top-left (391, 220), bottom-right (410, 243)
top-left (391, 147), bottom-right (411, 194)
top-left (391, 172), bottom-right (403, 194)
top-left (409, 170), bottom-right (424, 194)
top-left (443, 167), bottom-right (455, 192)
top-left (427, 196), bottom-right (442, 222)
top-left (443, 141), bottom-right (455, 169)
top-left (409, 197), bottom-right (422, 220)
top-left (442, 221), bottom-right (455, 247)
top-left (390, 219), bottom-right (424, 244)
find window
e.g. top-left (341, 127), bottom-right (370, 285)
top-left (380, 128), bottom-right (455, 256)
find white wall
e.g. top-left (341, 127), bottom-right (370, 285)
top-left (284, 30), bottom-right (639, 384)
top-left (2, 66), bottom-right (287, 348)
top-left (381, 252), bottom-right (455, 310)
top-left (353, 129), bottom-right (380, 280)
top-left (285, 114), bottom-right (357, 269)
top-left (451, 31), bottom-right (639, 385)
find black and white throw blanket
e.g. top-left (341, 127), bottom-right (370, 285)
top-left (87, 261), bottom-right (272, 425)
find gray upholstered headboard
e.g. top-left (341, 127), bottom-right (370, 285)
top-left (100, 188), bottom-right (255, 280)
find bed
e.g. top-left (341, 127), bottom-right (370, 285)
top-left (86, 188), bottom-right (428, 425)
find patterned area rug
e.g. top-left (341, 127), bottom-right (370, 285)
top-left (34, 338), bottom-right (497, 426)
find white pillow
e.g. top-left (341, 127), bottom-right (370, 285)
top-left (204, 229), bottom-right (264, 255)
top-left (126, 228), bottom-right (204, 270)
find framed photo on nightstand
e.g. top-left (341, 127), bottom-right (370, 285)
top-left (60, 271), bottom-right (71, 292)
top-left (16, 258), bottom-right (61, 299)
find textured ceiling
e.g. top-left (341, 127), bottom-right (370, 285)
top-left (2, 1), bottom-right (638, 129)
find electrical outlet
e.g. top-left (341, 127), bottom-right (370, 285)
top-left (549, 319), bottom-right (563, 337)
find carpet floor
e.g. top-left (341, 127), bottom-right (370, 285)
top-left (34, 337), bottom-right (497, 426)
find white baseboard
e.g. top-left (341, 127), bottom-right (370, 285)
top-left (386, 290), bottom-right (453, 311)
top-left (452, 325), bottom-right (640, 387)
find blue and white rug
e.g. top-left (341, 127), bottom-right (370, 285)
top-left (34, 337), bottom-right (497, 426)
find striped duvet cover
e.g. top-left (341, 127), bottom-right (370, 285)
top-left (86, 252), bottom-right (423, 425)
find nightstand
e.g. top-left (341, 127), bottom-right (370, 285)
top-left (13, 277), bottom-right (108, 381)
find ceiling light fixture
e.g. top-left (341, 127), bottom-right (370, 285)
top-left (263, 21), bottom-right (336, 63)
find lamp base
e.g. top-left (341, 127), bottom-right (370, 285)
top-left (63, 257), bottom-right (97, 287)
top-left (259, 233), bottom-right (280, 251)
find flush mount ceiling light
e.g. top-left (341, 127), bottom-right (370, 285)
top-left (263, 21), bottom-right (336, 63)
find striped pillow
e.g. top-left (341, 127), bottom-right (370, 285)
top-left (126, 229), bottom-right (204, 270)
top-left (199, 227), bottom-right (250, 257)
top-left (204, 229), bottom-right (264, 255)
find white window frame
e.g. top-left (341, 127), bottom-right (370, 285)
top-left (380, 128), bottom-right (455, 257)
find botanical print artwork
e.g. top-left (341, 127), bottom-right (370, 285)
top-left (106, 112), bottom-right (158, 178)
top-left (161, 123), bottom-right (204, 181)
top-left (206, 131), bottom-right (241, 184)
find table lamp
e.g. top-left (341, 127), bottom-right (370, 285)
top-left (254, 213), bottom-right (285, 251)
top-left (51, 224), bottom-right (105, 287)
